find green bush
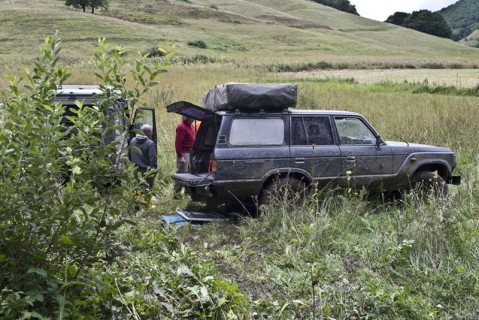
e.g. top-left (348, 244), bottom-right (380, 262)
top-left (188, 40), bottom-right (208, 49)
top-left (0, 35), bottom-right (163, 318)
top-left (143, 46), bottom-right (167, 58)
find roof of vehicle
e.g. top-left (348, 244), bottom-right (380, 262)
top-left (55, 85), bottom-right (122, 105)
top-left (291, 109), bottom-right (360, 116)
top-left (56, 85), bottom-right (106, 96)
top-left (165, 100), bottom-right (363, 121)
top-left (215, 109), bottom-right (362, 117)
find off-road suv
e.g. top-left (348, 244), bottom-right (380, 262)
top-left (167, 83), bottom-right (460, 209)
top-left (56, 85), bottom-right (157, 153)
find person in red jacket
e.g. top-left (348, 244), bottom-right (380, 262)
top-left (174, 115), bottom-right (195, 198)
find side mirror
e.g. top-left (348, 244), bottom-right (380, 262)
top-left (376, 135), bottom-right (383, 148)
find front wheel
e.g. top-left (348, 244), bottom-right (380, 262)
top-left (411, 171), bottom-right (448, 200)
top-left (258, 176), bottom-right (308, 210)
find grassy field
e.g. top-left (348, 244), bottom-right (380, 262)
top-left (2, 0), bottom-right (479, 318)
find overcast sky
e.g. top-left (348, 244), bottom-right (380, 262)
top-left (349, 0), bottom-right (458, 21)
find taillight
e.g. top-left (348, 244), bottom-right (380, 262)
top-left (208, 159), bottom-right (217, 180)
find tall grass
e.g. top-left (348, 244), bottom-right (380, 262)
top-left (161, 74), bottom-right (479, 318)
top-left (177, 179), bottom-right (479, 318)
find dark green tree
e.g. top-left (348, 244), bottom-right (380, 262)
top-left (65, 0), bottom-right (108, 14)
top-left (310, 0), bottom-right (358, 15)
top-left (385, 12), bottom-right (409, 25)
top-left (386, 10), bottom-right (452, 39)
top-left (404, 10), bottom-right (452, 38)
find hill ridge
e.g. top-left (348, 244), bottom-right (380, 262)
top-left (0, 0), bottom-right (477, 67)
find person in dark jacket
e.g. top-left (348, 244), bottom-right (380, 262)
top-left (128, 124), bottom-right (157, 189)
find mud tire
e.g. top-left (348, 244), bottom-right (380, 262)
top-left (411, 171), bottom-right (448, 200)
top-left (258, 177), bottom-right (308, 209)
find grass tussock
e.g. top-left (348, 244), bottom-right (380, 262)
top-left (175, 182), bottom-right (479, 318)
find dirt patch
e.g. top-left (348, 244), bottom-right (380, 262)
top-left (256, 15), bottom-right (331, 29)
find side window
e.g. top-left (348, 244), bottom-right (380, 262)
top-left (134, 108), bottom-right (154, 130)
top-left (292, 116), bottom-right (333, 145)
top-left (334, 117), bottom-right (376, 145)
top-left (204, 122), bottom-right (218, 147)
top-left (132, 107), bottom-right (157, 143)
top-left (229, 118), bottom-right (284, 146)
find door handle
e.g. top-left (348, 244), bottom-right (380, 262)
top-left (295, 158), bottom-right (305, 164)
top-left (346, 155), bottom-right (356, 161)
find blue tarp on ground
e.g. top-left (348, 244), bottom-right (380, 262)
top-left (160, 209), bottom-right (229, 227)
top-left (160, 215), bottom-right (190, 226)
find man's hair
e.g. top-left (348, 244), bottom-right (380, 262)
top-left (141, 124), bottom-right (153, 135)
top-left (182, 115), bottom-right (193, 123)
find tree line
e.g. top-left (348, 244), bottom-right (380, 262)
top-left (386, 10), bottom-right (452, 39)
top-left (310, 0), bottom-right (359, 15)
top-left (310, 0), bottom-right (452, 39)
top-left (65, 0), bottom-right (108, 14)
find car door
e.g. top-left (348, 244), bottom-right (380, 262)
top-left (132, 107), bottom-right (158, 145)
top-left (289, 115), bottom-right (341, 187)
top-left (333, 116), bottom-right (392, 189)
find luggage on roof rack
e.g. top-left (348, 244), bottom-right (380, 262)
top-left (202, 83), bottom-right (297, 112)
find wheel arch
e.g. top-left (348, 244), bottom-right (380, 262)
top-left (260, 169), bottom-right (312, 194)
top-left (414, 162), bottom-right (451, 180)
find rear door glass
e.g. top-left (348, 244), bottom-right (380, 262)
top-left (229, 118), bottom-right (284, 146)
top-left (292, 116), bottom-right (334, 145)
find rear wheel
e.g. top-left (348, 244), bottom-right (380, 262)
top-left (258, 176), bottom-right (308, 210)
top-left (411, 170), bottom-right (448, 200)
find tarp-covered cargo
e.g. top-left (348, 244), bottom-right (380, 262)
top-left (202, 82), bottom-right (297, 111)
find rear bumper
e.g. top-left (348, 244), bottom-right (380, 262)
top-left (171, 173), bottom-right (263, 200)
top-left (171, 172), bottom-right (214, 186)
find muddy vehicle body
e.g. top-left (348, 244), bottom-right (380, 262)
top-left (167, 83), bottom-right (460, 209)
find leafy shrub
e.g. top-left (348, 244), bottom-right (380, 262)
top-left (177, 54), bottom-right (231, 65)
top-left (65, 223), bottom-right (250, 318)
top-left (0, 35), bottom-right (164, 318)
top-left (188, 40), bottom-right (208, 49)
top-left (143, 46), bottom-right (167, 58)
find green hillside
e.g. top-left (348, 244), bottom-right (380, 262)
top-left (460, 28), bottom-right (479, 48)
top-left (0, 0), bottom-right (478, 68)
top-left (440, 0), bottom-right (479, 42)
